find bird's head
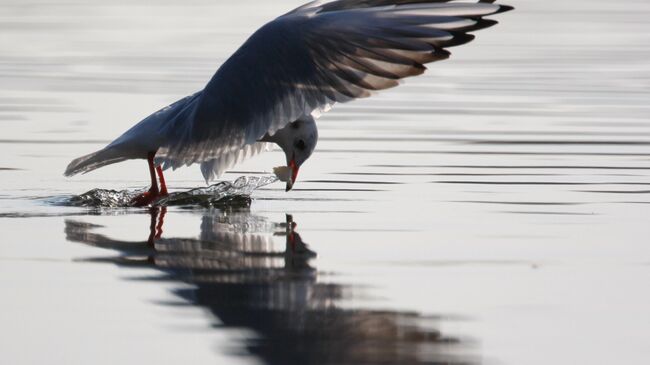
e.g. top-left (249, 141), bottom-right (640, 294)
top-left (261, 116), bottom-right (318, 191)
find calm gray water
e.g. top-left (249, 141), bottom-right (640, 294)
top-left (1, 0), bottom-right (650, 364)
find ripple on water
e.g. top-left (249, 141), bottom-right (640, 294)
top-left (59, 175), bottom-right (278, 208)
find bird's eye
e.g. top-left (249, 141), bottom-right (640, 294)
top-left (294, 139), bottom-right (306, 150)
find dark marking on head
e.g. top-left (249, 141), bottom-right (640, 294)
top-left (295, 139), bottom-right (306, 150)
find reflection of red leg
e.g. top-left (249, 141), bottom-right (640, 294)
top-left (155, 207), bottom-right (167, 239)
top-left (131, 152), bottom-right (160, 207)
top-left (156, 166), bottom-right (168, 196)
top-left (288, 219), bottom-right (297, 252)
top-left (147, 207), bottom-right (166, 247)
top-left (147, 207), bottom-right (157, 247)
top-left (289, 232), bottom-right (296, 252)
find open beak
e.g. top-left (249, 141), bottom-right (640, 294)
top-left (286, 157), bottom-right (299, 192)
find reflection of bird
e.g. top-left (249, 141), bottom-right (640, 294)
top-left (65, 210), bottom-right (474, 364)
top-left (64, 0), bottom-right (512, 204)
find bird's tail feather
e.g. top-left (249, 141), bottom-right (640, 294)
top-left (64, 148), bottom-right (129, 177)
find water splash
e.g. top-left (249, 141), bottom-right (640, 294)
top-left (64, 175), bottom-right (278, 208)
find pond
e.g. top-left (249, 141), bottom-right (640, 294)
top-left (1, 0), bottom-right (649, 364)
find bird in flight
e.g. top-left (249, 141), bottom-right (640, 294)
top-left (65, 0), bottom-right (513, 206)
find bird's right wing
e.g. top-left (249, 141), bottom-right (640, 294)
top-left (156, 0), bottom-right (512, 173)
top-left (199, 142), bottom-right (274, 182)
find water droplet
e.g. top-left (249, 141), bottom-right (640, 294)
top-left (62, 175), bottom-right (278, 208)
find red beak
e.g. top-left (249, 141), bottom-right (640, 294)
top-left (286, 157), bottom-right (299, 192)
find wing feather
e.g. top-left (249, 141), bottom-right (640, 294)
top-left (155, 0), bottom-right (512, 179)
top-left (198, 142), bottom-right (274, 183)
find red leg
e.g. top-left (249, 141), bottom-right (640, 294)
top-left (146, 152), bottom-right (159, 194)
top-left (131, 152), bottom-right (161, 207)
top-left (156, 166), bottom-right (168, 196)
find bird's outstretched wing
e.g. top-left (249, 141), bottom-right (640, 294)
top-left (156, 0), bottom-right (512, 177)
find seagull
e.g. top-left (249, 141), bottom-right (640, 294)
top-left (64, 0), bottom-right (513, 206)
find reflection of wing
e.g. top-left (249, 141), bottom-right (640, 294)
top-left (156, 0), bottom-right (512, 176)
top-left (65, 211), bottom-right (472, 364)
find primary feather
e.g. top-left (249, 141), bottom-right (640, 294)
top-left (65, 0), bottom-right (512, 182)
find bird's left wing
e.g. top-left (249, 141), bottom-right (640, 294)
top-left (157, 0), bottom-right (512, 172)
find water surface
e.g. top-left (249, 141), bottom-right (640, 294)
top-left (1, 0), bottom-right (649, 364)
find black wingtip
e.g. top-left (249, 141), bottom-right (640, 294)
top-left (441, 33), bottom-right (476, 48)
top-left (462, 18), bottom-right (498, 32)
top-left (433, 47), bottom-right (451, 61)
top-left (496, 5), bottom-right (515, 14)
